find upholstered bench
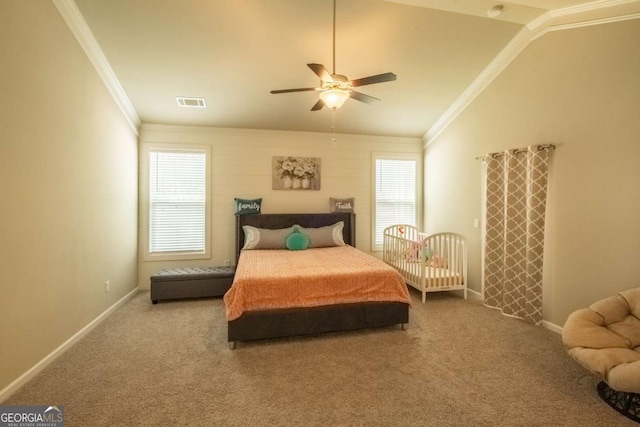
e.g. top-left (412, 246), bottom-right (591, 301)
top-left (562, 287), bottom-right (640, 422)
top-left (150, 266), bottom-right (236, 304)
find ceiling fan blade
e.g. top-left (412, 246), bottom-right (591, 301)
top-left (349, 90), bottom-right (380, 105)
top-left (311, 99), bottom-right (325, 111)
top-left (270, 87), bottom-right (319, 94)
top-left (350, 72), bottom-right (397, 87)
top-left (307, 63), bottom-right (334, 82)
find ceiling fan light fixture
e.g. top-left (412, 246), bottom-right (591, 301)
top-left (319, 89), bottom-right (350, 110)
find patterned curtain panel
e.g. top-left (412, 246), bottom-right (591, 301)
top-left (483, 145), bottom-right (551, 325)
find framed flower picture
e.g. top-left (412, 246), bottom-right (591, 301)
top-left (272, 156), bottom-right (321, 190)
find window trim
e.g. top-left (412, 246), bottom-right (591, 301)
top-left (371, 152), bottom-right (422, 252)
top-left (141, 143), bottom-right (212, 261)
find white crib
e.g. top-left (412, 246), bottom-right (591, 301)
top-left (383, 224), bottom-right (467, 303)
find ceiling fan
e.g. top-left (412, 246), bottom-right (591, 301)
top-left (270, 0), bottom-right (397, 111)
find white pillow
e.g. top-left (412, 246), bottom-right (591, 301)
top-left (242, 225), bottom-right (295, 250)
top-left (296, 222), bottom-right (345, 248)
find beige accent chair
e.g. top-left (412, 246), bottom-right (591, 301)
top-left (562, 287), bottom-right (640, 422)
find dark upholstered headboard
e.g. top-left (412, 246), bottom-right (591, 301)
top-left (235, 213), bottom-right (356, 262)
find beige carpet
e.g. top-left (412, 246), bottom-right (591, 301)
top-left (4, 290), bottom-right (635, 426)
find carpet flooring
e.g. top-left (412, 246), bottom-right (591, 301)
top-left (4, 290), bottom-right (635, 426)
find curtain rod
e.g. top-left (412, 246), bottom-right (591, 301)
top-left (475, 144), bottom-right (556, 160)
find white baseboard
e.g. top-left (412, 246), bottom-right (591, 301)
top-left (467, 288), bottom-right (482, 300)
top-left (0, 287), bottom-right (139, 403)
top-left (542, 320), bottom-right (563, 335)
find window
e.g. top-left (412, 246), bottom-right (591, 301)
top-left (372, 154), bottom-right (420, 251)
top-left (142, 145), bottom-right (210, 260)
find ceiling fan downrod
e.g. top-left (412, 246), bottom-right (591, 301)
top-left (332, 0), bottom-right (336, 75)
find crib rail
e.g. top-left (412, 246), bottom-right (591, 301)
top-left (383, 225), bottom-right (467, 302)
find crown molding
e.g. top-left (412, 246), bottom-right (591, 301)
top-left (424, 25), bottom-right (533, 147)
top-left (424, 0), bottom-right (640, 147)
top-left (550, 0), bottom-right (638, 18)
top-left (534, 11), bottom-right (640, 40)
top-left (53, 0), bottom-right (140, 135)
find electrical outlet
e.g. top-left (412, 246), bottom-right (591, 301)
top-left (105, 280), bottom-right (111, 293)
top-left (224, 259), bottom-right (230, 267)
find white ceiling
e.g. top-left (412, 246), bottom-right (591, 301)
top-left (71, 0), bottom-right (639, 138)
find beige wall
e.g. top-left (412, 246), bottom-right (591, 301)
top-left (0, 2), bottom-right (138, 394)
top-left (424, 19), bottom-right (640, 327)
top-left (138, 124), bottom-right (422, 288)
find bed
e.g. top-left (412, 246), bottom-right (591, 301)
top-left (224, 213), bottom-right (411, 349)
top-left (383, 224), bottom-right (467, 303)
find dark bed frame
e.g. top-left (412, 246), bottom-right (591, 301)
top-left (228, 212), bottom-right (410, 349)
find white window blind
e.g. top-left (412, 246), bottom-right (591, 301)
top-left (374, 157), bottom-right (417, 248)
top-left (149, 150), bottom-right (206, 254)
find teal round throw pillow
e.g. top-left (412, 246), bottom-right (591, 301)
top-left (286, 232), bottom-right (310, 251)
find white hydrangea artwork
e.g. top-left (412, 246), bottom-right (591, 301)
top-left (272, 156), bottom-right (321, 190)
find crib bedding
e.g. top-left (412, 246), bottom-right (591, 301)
top-left (224, 245), bottom-right (411, 321)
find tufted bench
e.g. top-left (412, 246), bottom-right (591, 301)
top-left (562, 287), bottom-right (640, 422)
top-left (150, 266), bottom-right (236, 304)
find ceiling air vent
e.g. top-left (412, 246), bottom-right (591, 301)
top-left (176, 97), bottom-right (206, 108)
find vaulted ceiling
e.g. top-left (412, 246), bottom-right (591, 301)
top-left (68, 0), bottom-right (640, 138)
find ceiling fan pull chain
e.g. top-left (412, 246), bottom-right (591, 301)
top-left (331, 109), bottom-right (337, 147)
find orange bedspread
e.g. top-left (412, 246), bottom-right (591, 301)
top-left (224, 246), bottom-right (411, 321)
